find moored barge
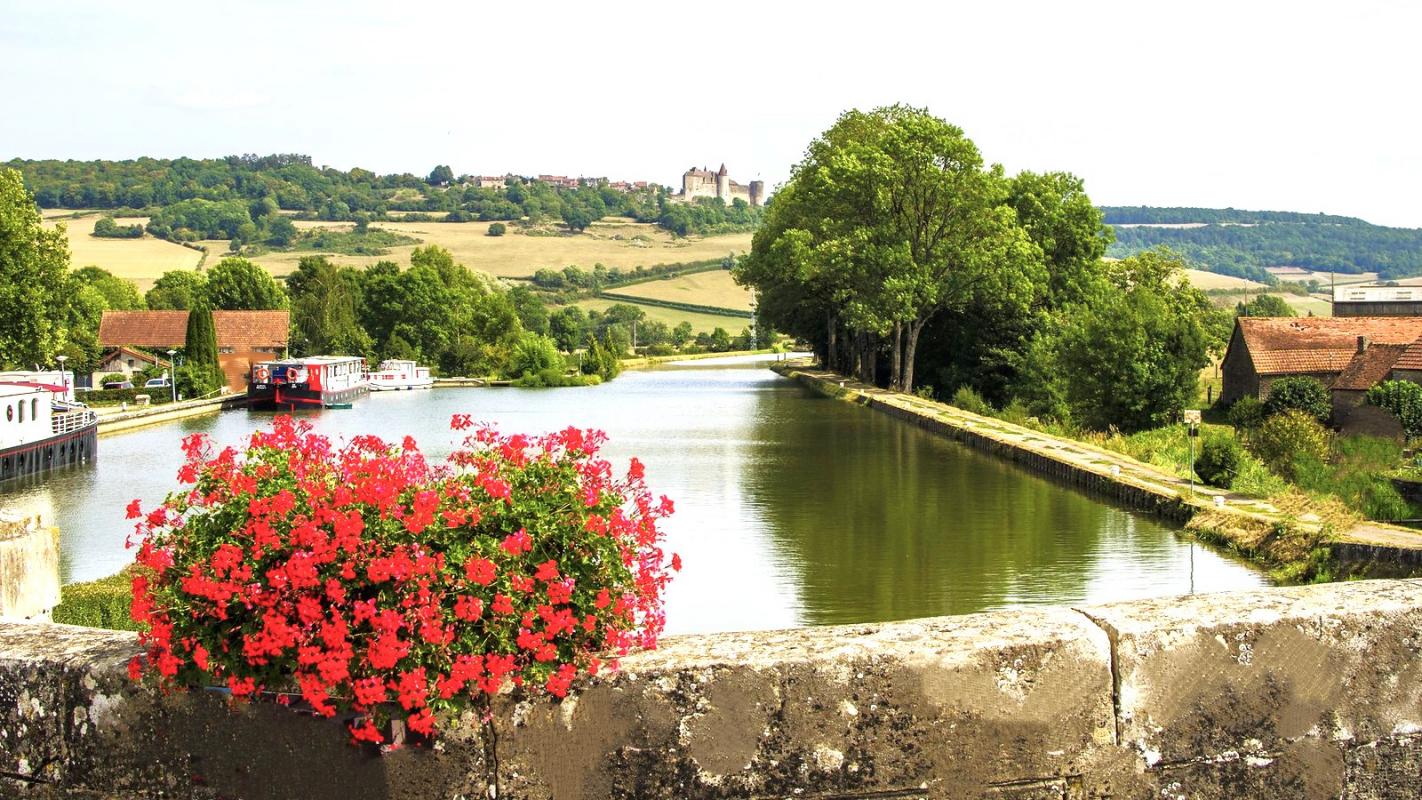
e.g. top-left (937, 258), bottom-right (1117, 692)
top-left (248, 356), bottom-right (368, 410)
top-left (0, 383), bottom-right (98, 483)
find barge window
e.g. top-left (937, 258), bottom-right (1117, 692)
top-left (4, 404), bottom-right (10, 422)
top-left (18, 401), bottom-right (24, 423)
top-left (32, 398), bottom-right (38, 419)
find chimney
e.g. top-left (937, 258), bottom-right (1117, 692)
top-left (1357, 335), bottom-right (1370, 353)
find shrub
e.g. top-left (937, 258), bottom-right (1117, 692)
top-left (507, 332), bottom-right (562, 379)
top-left (53, 570), bottom-right (140, 631)
top-left (126, 415), bottom-right (676, 745)
top-left (1226, 395), bottom-right (1265, 432)
top-left (1194, 434), bottom-right (1242, 488)
top-left (1247, 409), bottom-right (1332, 480)
top-left (487, 222), bottom-right (507, 237)
top-left (444, 210), bottom-right (473, 223)
top-left (950, 386), bottom-right (993, 416)
top-left (1366, 380), bottom-right (1422, 437)
top-left (1263, 377), bottom-right (1331, 424)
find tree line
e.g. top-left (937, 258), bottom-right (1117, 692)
top-left (6, 155), bottom-right (762, 238)
top-left (1107, 216), bottom-right (1422, 282)
top-left (735, 106), bottom-right (1231, 433)
top-left (1100, 206), bottom-right (1365, 226)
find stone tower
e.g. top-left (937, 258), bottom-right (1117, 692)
top-left (748, 180), bottom-right (764, 207)
top-left (716, 163), bottom-right (730, 203)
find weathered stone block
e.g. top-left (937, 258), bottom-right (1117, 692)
top-left (1080, 579), bottom-right (1422, 787)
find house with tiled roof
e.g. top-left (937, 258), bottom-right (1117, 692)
top-left (86, 346), bottom-right (172, 389)
top-left (1220, 317), bottom-right (1422, 405)
top-left (1329, 341), bottom-right (1411, 436)
top-left (97, 310), bottom-right (289, 393)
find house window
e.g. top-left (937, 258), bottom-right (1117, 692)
top-left (127, 359), bottom-right (135, 368)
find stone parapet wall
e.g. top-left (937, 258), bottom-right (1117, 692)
top-left (1, 580), bottom-right (1420, 798)
top-left (0, 520), bottom-right (59, 621)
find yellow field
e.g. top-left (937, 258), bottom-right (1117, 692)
top-left (237, 219), bottom-right (753, 281)
top-left (604, 269), bottom-right (752, 311)
top-left (573, 298), bottom-right (750, 334)
top-left (1181, 268), bottom-right (1267, 291)
top-left (42, 213), bottom-right (201, 290)
top-left (1210, 291), bottom-right (1334, 317)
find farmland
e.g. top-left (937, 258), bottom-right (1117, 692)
top-left (572, 297), bottom-right (751, 334)
top-left (1180, 268), bottom-right (1267, 291)
top-left (42, 212), bottom-right (201, 290)
top-left (225, 218), bottom-right (753, 281)
top-left (603, 269), bottom-right (752, 312)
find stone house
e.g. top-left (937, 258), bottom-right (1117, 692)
top-left (1220, 317), bottom-right (1422, 405)
top-left (97, 310), bottom-right (290, 393)
top-left (87, 346), bottom-right (171, 388)
top-left (1328, 340), bottom-right (1410, 437)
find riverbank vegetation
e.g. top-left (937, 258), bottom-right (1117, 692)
top-left (739, 106), bottom-right (1421, 536)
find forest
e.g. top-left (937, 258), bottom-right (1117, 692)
top-left (1103, 207), bottom-right (1422, 282)
top-left (3, 154), bottom-right (762, 238)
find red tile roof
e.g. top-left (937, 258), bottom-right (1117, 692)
top-left (1332, 343), bottom-right (1408, 391)
top-left (99, 311), bottom-right (288, 351)
top-left (1393, 336), bottom-right (1422, 371)
top-left (1237, 317), bottom-right (1422, 376)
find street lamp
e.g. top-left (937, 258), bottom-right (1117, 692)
top-left (55, 355), bottom-right (68, 399)
top-left (166, 350), bottom-right (177, 403)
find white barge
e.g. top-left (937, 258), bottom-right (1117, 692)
top-left (364, 359), bottom-right (433, 391)
top-left (0, 382), bottom-right (98, 483)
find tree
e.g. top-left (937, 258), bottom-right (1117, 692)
top-left (0, 168), bottom-right (71, 368)
top-left (287, 256), bottom-right (372, 356)
top-left (671, 321), bottom-right (694, 348)
top-left (1236, 294), bottom-right (1295, 317)
top-left (561, 204), bottom-right (592, 232)
top-left (487, 222), bottom-right (507, 237)
top-left (72, 266), bottom-right (145, 310)
top-left (428, 165), bottom-right (454, 186)
top-left (549, 306), bottom-right (587, 352)
top-left (735, 105), bottom-right (1042, 392)
top-left (1021, 250), bottom-right (1213, 432)
top-left (146, 270), bottom-right (207, 310)
top-left (181, 303), bottom-right (223, 396)
top-left (1263, 376), bottom-right (1331, 423)
top-left (204, 257), bottom-right (288, 310)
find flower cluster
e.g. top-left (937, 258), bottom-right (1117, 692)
top-left (127, 415), bottom-right (676, 744)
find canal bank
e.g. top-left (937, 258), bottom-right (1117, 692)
top-left (774, 361), bottom-right (1422, 580)
top-left (96, 394), bottom-right (250, 437)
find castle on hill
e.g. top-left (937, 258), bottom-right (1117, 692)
top-left (677, 164), bottom-right (764, 207)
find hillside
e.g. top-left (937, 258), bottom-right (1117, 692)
top-left (1101, 206), bottom-right (1422, 283)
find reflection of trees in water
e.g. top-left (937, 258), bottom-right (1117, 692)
top-left (742, 387), bottom-right (1167, 625)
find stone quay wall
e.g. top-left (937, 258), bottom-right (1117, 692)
top-left (1, 579), bottom-right (1420, 798)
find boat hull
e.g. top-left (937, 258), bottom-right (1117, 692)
top-left (248, 384), bottom-right (369, 410)
top-left (367, 380), bottom-right (434, 392)
top-left (0, 423), bottom-right (98, 483)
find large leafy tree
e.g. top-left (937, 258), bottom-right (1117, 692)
top-left (287, 255), bottom-right (372, 356)
top-left (146, 270), bottom-right (208, 310)
top-left (72, 266), bottom-right (145, 310)
top-left (737, 105), bottom-right (1043, 392)
top-left (1019, 249), bottom-right (1213, 432)
top-left (204, 257), bottom-right (288, 310)
top-left (0, 168), bottom-right (72, 368)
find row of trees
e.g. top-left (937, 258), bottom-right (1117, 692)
top-left (1101, 207), bottom-right (1364, 226)
top-left (1109, 218), bottom-right (1422, 281)
top-left (736, 106), bottom-right (1227, 433)
top-left (7, 155), bottom-right (763, 238)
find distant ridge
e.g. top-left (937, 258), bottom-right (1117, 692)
top-left (1098, 206), bottom-right (1422, 283)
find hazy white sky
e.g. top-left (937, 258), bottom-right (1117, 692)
top-left (3, 1), bottom-right (1419, 226)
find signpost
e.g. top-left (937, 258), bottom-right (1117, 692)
top-left (1183, 409), bottom-right (1202, 497)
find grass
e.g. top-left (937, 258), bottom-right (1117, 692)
top-left (1207, 291), bottom-right (1334, 317)
top-left (43, 213), bottom-right (202, 290)
top-left (232, 219), bottom-right (753, 281)
top-left (52, 569), bottom-right (138, 631)
top-left (602, 269), bottom-right (752, 312)
top-left (573, 297), bottom-right (752, 334)
top-left (1182, 268), bottom-right (1267, 291)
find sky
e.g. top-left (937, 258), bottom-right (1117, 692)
top-left (2, 0), bottom-right (1420, 226)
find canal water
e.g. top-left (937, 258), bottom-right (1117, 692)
top-left (2, 355), bottom-right (1266, 635)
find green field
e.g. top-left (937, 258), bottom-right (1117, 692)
top-left (1181, 268), bottom-right (1267, 291)
top-left (573, 297), bottom-right (751, 334)
top-left (604, 268), bottom-right (752, 312)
